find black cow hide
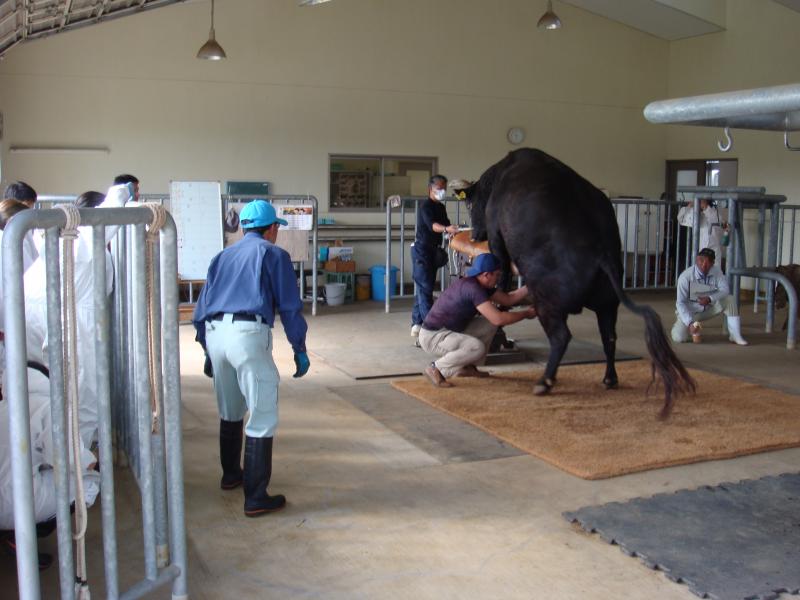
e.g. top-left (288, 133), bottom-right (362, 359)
top-left (460, 148), bottom-right (694, 418)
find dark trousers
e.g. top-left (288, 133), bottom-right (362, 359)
top-left (411, 249), bottom-right (437, 326)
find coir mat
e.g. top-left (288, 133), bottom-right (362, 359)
top-left (390, 361), bottom-right (800, 479)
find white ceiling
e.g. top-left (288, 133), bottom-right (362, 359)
top-left (0, 0), bottom-right (187, 58)
top-left (560, 0), bottom-right (725, 41)
top-left (773, 0), bottom-right (800, 12)
top-left (2, 1), bottom-right (800, 60)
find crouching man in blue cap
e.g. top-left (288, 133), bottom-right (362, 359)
top-left (418, 253), bottom-right (537, 387)
top-left (193, 200), bottom-right (309, 517)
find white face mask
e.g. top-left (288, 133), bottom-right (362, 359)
top-left (433, 188), bottom-right (446, 201)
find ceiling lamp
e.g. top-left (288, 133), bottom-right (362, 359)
top-left (537, 0), bottom-right (562, 30)
top-left (299, 0), bottom-right (333, 5)
top-left (197, 0), bottom-right (226, 60)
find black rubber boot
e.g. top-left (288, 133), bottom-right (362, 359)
top-left (243, 436), bottom-right (286, 517)
top-left (219, 419), bottom-right (244, 490)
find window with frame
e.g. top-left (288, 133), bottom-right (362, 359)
top-left (329, 154), bottom-right (438, 211)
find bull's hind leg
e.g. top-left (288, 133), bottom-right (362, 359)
top-left (535, 313), bottom-right (572, 395)
top-left (596, 304), bottom-right (619, 389)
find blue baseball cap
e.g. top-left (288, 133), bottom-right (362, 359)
top-left (239, 200), bottom-right (288, 228)
top-left (466, 253), bottom-right (501, 276)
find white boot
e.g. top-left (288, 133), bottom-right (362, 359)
top-left (726, 316), bottom-right (749, 346)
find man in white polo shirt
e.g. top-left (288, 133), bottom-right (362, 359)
top-left (672, 247), bottom-right (748, 346)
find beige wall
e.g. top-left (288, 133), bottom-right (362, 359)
top-left (0, 0), bottom-right (669, 225)
top-left (666, 0), bottom-right (800, 204)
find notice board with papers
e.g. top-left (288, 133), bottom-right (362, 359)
top-left (170, 180), bottom-right (224, 280)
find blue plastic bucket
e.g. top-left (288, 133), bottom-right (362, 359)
top-left (369, 265), bottom-right (399, 301)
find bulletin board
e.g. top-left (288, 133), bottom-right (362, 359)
top-left (170, 180), bottom-right (224, 280)
top-left (223, 200), bottom-right (309, 262)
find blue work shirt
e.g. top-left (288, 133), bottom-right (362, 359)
top-left (193, 232), bottom-right (307, 353)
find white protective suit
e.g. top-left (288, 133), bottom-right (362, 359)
top-left (24, 184), bottom-right (129, 446)
top-left (0, 228), bottom-right (39, 384)
top-left (0, 367), bottom-right (100, 529)
top-left (677, 203), bottom-right (728, 258)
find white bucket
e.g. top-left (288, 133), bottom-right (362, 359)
top-left (325, 282), bottom-right (346, 306)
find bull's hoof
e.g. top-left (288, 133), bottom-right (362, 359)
top-left (603, 378), bottom-right (618, 390)
top-left (533, 378), bottom-right (555, 395)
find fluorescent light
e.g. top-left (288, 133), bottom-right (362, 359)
top-left (9, 146), bottom-right (110, 154)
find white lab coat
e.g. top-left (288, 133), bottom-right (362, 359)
top-left (24, 184), bottom-right (129, 446)
top-left (0, 367), bottom-right (100, 529)
top-left (0, 228), bottom-right (39, 329)
top-left (0, 228), bottom-right (39, 385)
top-left (677, 204), bottom-right (728, 257)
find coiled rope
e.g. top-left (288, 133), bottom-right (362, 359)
top-left (56, 204), bottom-right (90, 600)
top-left (144, 204), bottom-right (167, 433)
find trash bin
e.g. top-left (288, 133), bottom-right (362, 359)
top-left (355, 274), bottom-right (371, 301)
top-left (369, 265), bottom-right (399, 301)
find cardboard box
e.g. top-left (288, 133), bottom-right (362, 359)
top-left (328, 246), bottom-right (353, 261)
top-left (325, 260), bottom-right (356, 272)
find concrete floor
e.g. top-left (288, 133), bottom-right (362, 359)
top-left (4, 290), bottom-right (800, 599)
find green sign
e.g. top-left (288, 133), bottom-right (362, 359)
top-left (226, 181), bottom-right (270, 196)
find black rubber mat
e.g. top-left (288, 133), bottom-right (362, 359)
top-left (564, 473), bottom-right (800, 600)
top-left (516, 338), bottom-right (640, 365)
top-left (310, 344), bottom-right (527, 380)
top-left (334, 384), bottom-right (523, 463)
top-left (311, 338), bottom-right (638, 380)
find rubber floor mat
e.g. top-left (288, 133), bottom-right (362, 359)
top-left (564, 473), bottom-right (800, 600)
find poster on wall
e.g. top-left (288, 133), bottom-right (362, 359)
top-left (224, 201), bottom-right (309, 262)
top-left (276, 205), bottom-right (313, 231)
top-left (170, 180), bottom-right (223, 280)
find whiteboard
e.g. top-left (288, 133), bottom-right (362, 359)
top-left (170, 181), bottom-right (224, 280)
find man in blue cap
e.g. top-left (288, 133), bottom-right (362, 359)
top-left (193, 200), bottom-right (309, 517)
top-left (418, 253), bottom-right (537, 387)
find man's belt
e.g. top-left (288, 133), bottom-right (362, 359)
top-left (210, 313), bottom-right (260, 322)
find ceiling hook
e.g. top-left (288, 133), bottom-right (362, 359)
top-left (784, 130), bottom-right (800, 151)
top-left (717, 126), bottom-right (733, 152)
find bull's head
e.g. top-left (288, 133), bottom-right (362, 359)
top-left (450, 178), bottom-right (492, 242)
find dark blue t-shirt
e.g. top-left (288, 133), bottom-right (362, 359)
top-left (423, 277), bottom-right (492, 332)
top-left (414, 199), bottom-right (451, 256)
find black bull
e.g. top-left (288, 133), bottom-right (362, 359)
top-left (459, 148), bottom-right (694, 418)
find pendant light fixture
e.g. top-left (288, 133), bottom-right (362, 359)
top-left (537, 0), bottom-right (562, 30)
top-left (196, 0), bottom-right (226, 60)
top-left (299, 0), bottom-right (333, 5)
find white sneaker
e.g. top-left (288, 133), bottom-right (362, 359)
top-left (411, 324), bottom-right (421, 337)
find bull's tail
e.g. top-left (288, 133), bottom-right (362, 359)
top-left (599, 254), bottom-right (695, 419)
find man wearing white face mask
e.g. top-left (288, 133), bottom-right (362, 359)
top-left (411, 175), bottom-right (459, 343)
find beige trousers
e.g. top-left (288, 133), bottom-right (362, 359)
top-left (418, 316), bottom-right (497, 378)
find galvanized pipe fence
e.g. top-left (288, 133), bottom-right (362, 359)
top-left (382, 194), bottom-right (798, 343)
top-left (383, 196), bottom-right (468, 313)
top-left (40, 193), bottom-right (320, 316)
top-left (3, 206), bottom-right (188, 600)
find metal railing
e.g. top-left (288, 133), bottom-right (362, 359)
top-left (381, 193), bottom-right (799, 329)
top-left (382, 196), bottom-right (687, 313)
top-left (383, 196), bottom-right (468, 313)
top-left (3, 207), bottom-right (188, 600)
top-left (40, 193), bottom-right (320, 316)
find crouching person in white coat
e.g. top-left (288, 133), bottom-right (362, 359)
top-left (0, 364), bottom-right (101, 567)
top-left (24, 184), bottom-right (129, 447)
top-left (671, 247), bottom-right (748, 346)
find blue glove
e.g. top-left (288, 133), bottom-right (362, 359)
top-left (293, 351), bottom-right (310, 378)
